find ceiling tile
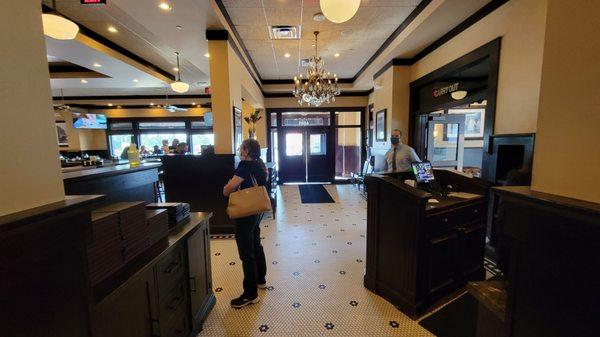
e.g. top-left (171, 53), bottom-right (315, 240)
top-left (223, 0), bottom-right (263, 8)
top-left (226, 7), bottom-right (265, 25)
top-left (264, 7), bottom-right (302, 26)
top-left (236, 25), bottom-right (271, 40)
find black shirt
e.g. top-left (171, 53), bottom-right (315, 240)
top-left (234, 160), bottom-right (267, 190)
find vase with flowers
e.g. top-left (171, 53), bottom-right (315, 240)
top-left (244, 109), bottom-right (262, 139)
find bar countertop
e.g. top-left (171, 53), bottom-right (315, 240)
top-left (62, 162), bottom-right (162, 182)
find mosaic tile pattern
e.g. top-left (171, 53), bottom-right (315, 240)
top-left (200, 185), bottom-right (434, 337)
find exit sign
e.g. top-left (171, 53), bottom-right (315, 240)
top-left (81, 0), bottom-right (107, 4)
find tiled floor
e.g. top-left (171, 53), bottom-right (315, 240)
top-left (199, 185), bottom-right (434, 337)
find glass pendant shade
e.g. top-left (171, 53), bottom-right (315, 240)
top-left (320, 0), bottom-right (361, 23)
top-left (451, 90), bottom-right (468, 100)
top-left (170, 81), bottom-right (189, 93)
top-left (42, 13), bottom-right (79, 40)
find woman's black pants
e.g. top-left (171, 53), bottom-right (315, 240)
top-left (234, 213), bottom-right (267, 298)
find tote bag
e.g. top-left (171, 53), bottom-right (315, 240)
top-left (226, 174), bottom-right (272, 219)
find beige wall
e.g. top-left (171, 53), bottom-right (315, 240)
top-left (0, 1), bottom-right (65, 215)
top-left (411, 0), bottom-right (548, 135)
top-left (369, 66), bottom-right (411, 150)
top-left (530, 0), bottom-right (600, 203)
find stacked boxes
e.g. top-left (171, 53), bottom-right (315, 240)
top-left (146, 209), bottom-right (170, 247)
top-left (87, 212), bottom-right (123, 285)
top-left (146, 202), bottom-right (190, 228)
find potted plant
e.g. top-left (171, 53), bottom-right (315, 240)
top-left (244, 109), bottom-right (262, 139)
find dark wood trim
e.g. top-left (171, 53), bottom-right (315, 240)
top-left (68, 104), bottom-right (209, 110)
top-left (408, 38), bottom-right (501, 182)
top-left (52, 94), bottom-right (211, 101)
top-left (212, 1), bottom-right (263, 84)
top-left (371, 0), bottom-right (509, 82)
top-left (412, 0), bottom-right (509, 62)
top-left (41, 5), bottom-right (175, 81)
top-left (266, 106), bottom-right (366, 113)
top-left (353, 0), bottom-right (433, 81)
top-left (206, 30), bottom-right (229, 40)
top-left (373, 59), bottom-right (413, 80)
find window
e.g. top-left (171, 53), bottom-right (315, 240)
top-left (110, 134), bottom-right (133, 158)
top-left (191, 133), bottom-right (215, 154)
top-left (110, 122), bottom-right (133, 130)
top-left (335, 127), bottom-right (361, 179)
top-left (281, 112), bottom-right (330, 126)
top-left (310, 133), bottom-right (327, 155)
top-left (335, 111), bottom-right (361, 126)
top-left (190, 120), bottom-right (208, 129)
top-left (139, 133), bottom-right (187, 152)
top-left (285, 133), bottom-right (303, 156)
top-left (138, 121), bottom-right (186, 130)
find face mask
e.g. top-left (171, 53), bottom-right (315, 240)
top-left (391, 137), bottom-right (400, 145)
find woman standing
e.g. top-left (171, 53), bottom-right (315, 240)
top-left (223, 139), bottom-right (268, 308)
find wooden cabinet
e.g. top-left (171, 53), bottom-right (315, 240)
top-left (365, 171), bottom-right (491, 316)
top-left (187, 225), bottom-right (214, 332)
top-left (91, 268), bottom-right (156, 337)
top-left (90, 213), bottom-right (215, 337)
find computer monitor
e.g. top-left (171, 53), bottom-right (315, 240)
top-left (411, 161), bottom-right (435, 183)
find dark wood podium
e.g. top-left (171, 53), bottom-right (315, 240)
top-left (364, 170), bottom-right (491, 316)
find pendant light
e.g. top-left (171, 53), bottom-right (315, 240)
top-left (170, 52), bottom-right (189, 93)
top-left (320, 0), bottom-right (361, 23)
top-left (451, 90), bottom-right (468, 100)
top-left (42, 0), bottom-right (79, 40)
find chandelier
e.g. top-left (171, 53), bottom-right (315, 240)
top-left (293, 31), bottom-right (340, 106)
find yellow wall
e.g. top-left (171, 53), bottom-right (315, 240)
top-left (410, 0), bottom-right (548, 135)
top-left (530, 0), bottom-right (600, 203)
top-left (0, 1), bottom-right (64, 215)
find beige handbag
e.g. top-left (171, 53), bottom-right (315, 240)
top-left (226, 174), bottom-right (272, 219)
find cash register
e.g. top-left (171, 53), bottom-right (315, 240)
top-left (410, 161), bottom-right (447, 197)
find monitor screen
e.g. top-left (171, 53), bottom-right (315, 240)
top-left (72, 113), bottom-right (107, 129)
top-left (411, 161), bottom-right (435, 183)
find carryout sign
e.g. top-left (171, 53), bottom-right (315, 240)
top-left (433, 82), bottom-right (460, 97)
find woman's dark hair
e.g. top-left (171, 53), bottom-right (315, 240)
top-left (241, 138), bottom-right (267, 175)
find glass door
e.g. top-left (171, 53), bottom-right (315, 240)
top-left (427, 114), bottom-right (466, 170)
top-left (307, 127), bottom-right (332, 182)
top-left (279, 128), bottom-right (306, 183)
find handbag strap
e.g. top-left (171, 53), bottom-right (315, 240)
top-left (250, 174), bottom-right (258, 187)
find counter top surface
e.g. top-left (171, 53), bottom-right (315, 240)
top-left (62, 162), bottom-right (162, 182)
top-left (492, 186), bottom-right (600, 215)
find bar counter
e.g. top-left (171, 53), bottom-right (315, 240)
top-left (63, 162), bottom-right (161, 204)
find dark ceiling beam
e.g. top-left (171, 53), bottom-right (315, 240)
top-left (41, 4), bottom-right (176, 81)
top-left (52, 94), bottom-right (211, 101)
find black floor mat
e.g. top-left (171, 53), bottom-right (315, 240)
top-left (298, 185), bottom-right (335, 204)
top-left (419, 293), bottom-right (479, 337)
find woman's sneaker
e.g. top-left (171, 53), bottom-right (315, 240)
top-left (231, 295), bottom-right (260, 308)
top-left (257, 282), bottom-right (267, 289)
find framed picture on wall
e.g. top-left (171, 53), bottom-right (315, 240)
top-left (375, 109), bottom-right (387, 141)
top-left (55, 121), bottom-right (68, 147)
top-left (233, 106), bottom-right (242, 152)
top-left (449, 108), bottom-right (485, 139)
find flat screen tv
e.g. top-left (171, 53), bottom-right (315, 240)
top-left (72, 113), bottom-right (107, 129)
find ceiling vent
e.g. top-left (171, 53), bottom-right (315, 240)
top-left (269, 26), bottom-right (300, 40)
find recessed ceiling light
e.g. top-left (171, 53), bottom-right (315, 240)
top-left (284, 52), bottom-right (291, 58)
top-left (108, 26), bottom-right (118, 33)
top-left (204, 53), bottom-right (210, 58)
top-left (192, 102), bottom-right (196, 105)
top-left (176, 25), bottom-right (182, 30)
top-left (173, 67), bottom-right (179, 71)
top-left (150, 102), bottom-right (154, 106)
top-left (108, 103), bottom-right (113, 106)
top-left (117, 105), bottom-right (122, 109)
top-left (133, 79), bottom-right (139, 83)
top-left (93, 62), bottom-right (102, 68)
top-left (158, 2), bottom-right (172, 11)
top-left (334, 53), bottom-right (340, 57)
top-left (80, 79), bottom-right (88, 83)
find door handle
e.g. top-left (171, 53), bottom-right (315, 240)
top-left (190, 276), bottom-right (197, 292)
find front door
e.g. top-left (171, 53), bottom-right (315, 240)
top-left (279, 127), bottom-right (333, 183)
top-left (427, 114), bottom-right (466, 170)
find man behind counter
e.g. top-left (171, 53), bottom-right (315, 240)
top-left (384, 129), bottom-right (421, 172)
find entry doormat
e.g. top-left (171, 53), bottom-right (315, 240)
top-left (298, 185), bottom-right (335, 204)
top-left (418, 293), bottom-right (478, 337)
